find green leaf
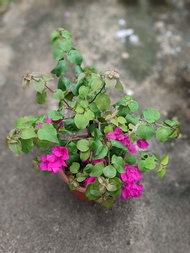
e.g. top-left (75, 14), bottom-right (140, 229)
top-left (115, 79), bottom-right (124, 91)
top-left (164, 119), bottom-right (179, 127)
top-left (117, 116), bottom-right (127, 124)
top-left (76, 173), bottom-right (86, 182)
top-left (90, 75), bottom-right (104, 92)
top-left (8, 141), bottom-right (22, 155)
top-left (142, 108), bottom-right (160, 123)
top-left (157, 164), bottom-right (167, 179)
top-left (89, 102), bottom-right (99, 113)
top-left (70, 162), bottom-right (80, 174)
top-left (60, 29), bottom-right (71, 39)
top-left (86, 180), bottom-right (100, 200)
top-left (80, 100), bottom-right (88, 109)
top-left (48, 110), bottom-right (63, 121)
top-left (33, 79), bottom-right (45, 94)
top-left (118, 105), bottom-right (130, 117)
top-left (84, 109), bottom-right (95, 120)
top-left (53, 89), bottom-right (66, 101)
top-left (74, 113), bottom-right (89, 129)
top-left (53, 47), bottom-right (64, 60)
top-left (111, 155), bottom-right (125, 173)
top-left (93, 145), bottom-right (108, 159)
top-left (156, 127), bottom-right (173, 142)
top-left (103, 165), bottom-right (117, 178)
top-left (80, 150), bottom-right (90, 161)
top-left (137, 124), bottom-right (155, 140)
top-left (91, 140), bottom-right (103, 155)
top-left (64, 118), bottom-right (79, 132)
top-left (128, 100), bottom-right (139, 112)
top-left (67, 50), bottom-right (83, 65)
top-left (95, 94), bottom-right (111, 111)
top-left (77, 139), bottom-right (89, 152)
top-left (35, 90), bottom-right (47, 104)
top-left (20, 128), bottom-right (37, 139)
top-left (59, 39), bottom-right (72, 52)
top-left (161, 154), bottom-right (169, 166)
top-left (51, 60), bottom-right (67, 77)
top-left (90, 162), bottom-right (104, 177)
top-left (138, 160), bottom-right (148, 172)
top-left (125, 154), bottom-right (136, 165)
top-left (20, 139), bottom-right (33, 154)
top-left (58, 77), bottom-right (70, 91)
top-left (125, 114), bottom-right (139, 125)
top-left (35, 139), bottom-right (52, 149)
top-left (37, 123), bottom-right (59, 143)
top-left (75, 106), bottom-right (84, 113)
top-left (138, 157), bottom-right (156, 172)
top-left (144, 157), bottom-right (156, 170)
top-left (41, 75), bottom-right (54, 82)
top-left (110, 139), bottom-right (127, 151)
top-left (79, 86), bottom-right (89, 98)
top-left (106, 181), bottom-right (118, 192)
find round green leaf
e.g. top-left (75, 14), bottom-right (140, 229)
top-left (8, 140), bottom-right (22, 155)
top-left (33, 79), bottom-right (45, 94)
top-left (48, 110), bottom-right (63, 120)
top-left (80, 150), bottom-right (90, 161)
top-left (20, 128), bottom-right (37, 139)
top-left (156, 127), bottom-right (173, 142)
top-left (35, 90), bottom-right (47, 104)
top-left (144, 157), bottom-right (156, 170)
top-left (128, 100), bottom-right (139, 112)
top-left (161, 154), bottom-right (169, 165)
top-left (137, 124), bottom-right (155, 140)
top-left (77, 139), bottom-right (89, 152)
top-left (70, 162), bottom-right (80, 174)
top-left (142, 108), bottom-right (160, 123)
top-left (103, 165), bottom-right (117, 178)
top-left (67, 50), bottom-right (83, 65)
top-left (95, 94), bottom-right (111, 111)
top-left (125, 155), bottom-right (136, 165)
top-left (37, 123), bottom-right (59, 143)
top-left (84, 109), bottom-right (95, 120)
top-left (51, 59), bottom-right (68, 77)
top-left (74, 113), bottom-right (89, 129)
top-left (90, 162), bottom-right (104, 177)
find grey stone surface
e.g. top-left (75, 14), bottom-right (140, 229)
top-left (0, 0), bottom-right (190, 252)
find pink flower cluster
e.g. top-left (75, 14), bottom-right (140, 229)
top-left (120, 164), bottom-right (143, 199)
top-left (106, 127), bottom-right (137, 154)
top-left (106, 126), bottom-right (149, 153)
top-left (39, 146), bottom-right (69, 174)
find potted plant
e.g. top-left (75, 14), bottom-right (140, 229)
top-left (6, 28), bottom-right (180, 208)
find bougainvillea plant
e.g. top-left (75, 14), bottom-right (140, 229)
top-left (6, 28), bottom-right (180, 208)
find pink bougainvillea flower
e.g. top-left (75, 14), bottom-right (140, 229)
top-left (127, 142), bottom-right (137, 154)
top-left (106, 126), bottom-right (125, 141)
top-left (45, 118), bottom-right (52, 123)
top-left (52, 146), bottom-right (69, 160)
top-left (121, 135), bottom-right (130, 146)
top-left (84, 176), bottom-right (96, 187)
top-left (120, 164), bottom-right (142, 182)
top-left (121, 182), bottom-right (144, 199)
top-left (137, 139), bottom-right (149, 149)
top-left (37, 123), bottom-right (43, 129)
top-left (39, 146), bottom-right (69, 174)
top-left (39, 155), bottom-right (51, 171)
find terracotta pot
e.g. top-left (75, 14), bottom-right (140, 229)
top-left (59, 169), bottom-right (89, 202)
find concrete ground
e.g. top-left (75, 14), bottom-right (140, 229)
top-left (0, 0), bottom-right (190, 252)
